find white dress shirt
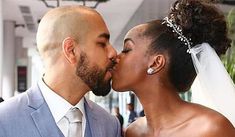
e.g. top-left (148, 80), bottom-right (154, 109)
top-left (38, 78), bottom-right (86, 137)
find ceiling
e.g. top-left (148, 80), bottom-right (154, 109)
top-left (2, 0), bottom-right (235, 48)
top-left (2, 0), bottom-right (143, 45)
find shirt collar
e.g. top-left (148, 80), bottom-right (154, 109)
top-left (38, 78), bottom-right (85, 123)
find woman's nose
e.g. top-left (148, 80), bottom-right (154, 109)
top-left (115, 54), bottom-right (121, 64)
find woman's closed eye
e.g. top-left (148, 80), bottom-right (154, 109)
top-left (121, 48), bottom-right (132, 53)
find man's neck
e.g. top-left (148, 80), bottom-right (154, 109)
top-left (43, 74), bottom-right (89, 106)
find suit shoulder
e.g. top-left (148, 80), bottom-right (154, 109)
top-left (85, 99), bottom-right (112, 116)
top-left (85, 98), bottom-right (119, 122)
top-left (0, 92), bottom-right (29, 119)
top-left (0, 92), bottom-right (28, 110)
top-left (85, 98), bottom-right (121, 136)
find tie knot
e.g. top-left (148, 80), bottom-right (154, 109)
top-left (65, 108), bottom-right (83, 123)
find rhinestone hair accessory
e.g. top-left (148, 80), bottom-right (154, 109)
top-left (162, 16), bottom-right (192, 53)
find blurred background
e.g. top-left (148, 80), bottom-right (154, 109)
top-left (0, 0), bottom-right (234, 128)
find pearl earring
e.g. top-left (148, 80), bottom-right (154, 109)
top-left (147, 68), bottom-right (154, 75)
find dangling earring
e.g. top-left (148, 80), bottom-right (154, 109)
top-left (147, 68), bottom-right (154, 75)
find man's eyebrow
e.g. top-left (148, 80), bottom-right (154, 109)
top-left (98, 33), bottom-right (110, 40)
top-left (124, 38), bottom-right (135, 45)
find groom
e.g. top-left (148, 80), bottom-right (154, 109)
top-left (0, 6), bottom-right (120, 137)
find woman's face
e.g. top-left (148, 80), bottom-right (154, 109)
top-left (112, 24), bottom-right (151, 91)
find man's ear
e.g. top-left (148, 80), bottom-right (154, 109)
top-left (62, 37), bottom-right (78, 64)
top-left (147, 54), bottom-right (166, 74)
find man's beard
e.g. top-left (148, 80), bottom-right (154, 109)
top-left (76, 52), bottom-right (111, 96)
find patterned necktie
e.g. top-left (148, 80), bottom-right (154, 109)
top-left (65, 108), bottom-right (83, 137)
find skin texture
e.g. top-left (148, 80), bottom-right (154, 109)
top-left (112, 24), bottom-right (235, 137)
top-left (36, 6), bottom-right (117, 105)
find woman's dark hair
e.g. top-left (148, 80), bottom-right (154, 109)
top-left (144, 0), bottom-right (231, 92)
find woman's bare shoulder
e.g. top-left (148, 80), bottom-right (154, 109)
top-left (188, 103), bottom-right (235, 136)
top-left (125, 117), bottom-right (147, 137)
top-left (199, 114), bottom-right (235, 136)
top-left (201, 109), bottom-right (235, 136)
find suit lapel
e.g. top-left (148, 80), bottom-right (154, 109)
top-left (84, 99), bottom-right (104, 137)
top-left (27, 85), bottom-right (64, 137)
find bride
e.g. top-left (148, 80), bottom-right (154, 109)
top-left (112, 0), bottom-right (235, 136)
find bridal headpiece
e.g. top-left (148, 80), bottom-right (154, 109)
top-left (162, 16), bottom-right (193, 53)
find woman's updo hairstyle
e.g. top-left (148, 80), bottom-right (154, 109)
top-left (170, 0), bottom-right (231, 55)
top-left (144, 0), bottom-right (231, 92)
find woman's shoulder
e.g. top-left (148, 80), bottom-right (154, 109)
top-left (125, 117), bottom-right (147, 137)
top-left (198, 112), bottom-right (235, 136)
top-left (187, 103), bottom-right (235, 136)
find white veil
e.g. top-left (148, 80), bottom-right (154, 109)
top-left (191, 43), bottom-right (235, 126)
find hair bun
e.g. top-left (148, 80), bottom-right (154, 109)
top-left (169, 0), bottom-right (231, 55)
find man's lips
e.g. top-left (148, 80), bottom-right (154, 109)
top-left (106, 60), bottom-right (117, 73)
top-left (107, 67), bottom-right (114, 74)
top-left (107, 65), bottom-right (117, 76)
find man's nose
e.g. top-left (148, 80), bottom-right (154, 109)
top-left (108, 45), bottom-right (117, 60)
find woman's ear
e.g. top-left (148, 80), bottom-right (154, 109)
top-left (62, 37), bottom-right (78, 64)
top-left (147, 54), bottom-right (166, 75)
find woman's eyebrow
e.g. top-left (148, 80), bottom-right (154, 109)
top-left (124, 38), bottom-right (135, 45)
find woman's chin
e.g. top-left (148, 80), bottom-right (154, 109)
top-left (111, 83), bottom-right (127, 92)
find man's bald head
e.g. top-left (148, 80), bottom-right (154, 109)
top-left (36, 6), bottom-right (102, 64)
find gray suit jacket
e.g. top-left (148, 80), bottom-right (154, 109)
top-left (0, 85), bottom-right (121, 137)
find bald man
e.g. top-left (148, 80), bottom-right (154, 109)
top-left (0, 6), bottom-right (120, 137)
